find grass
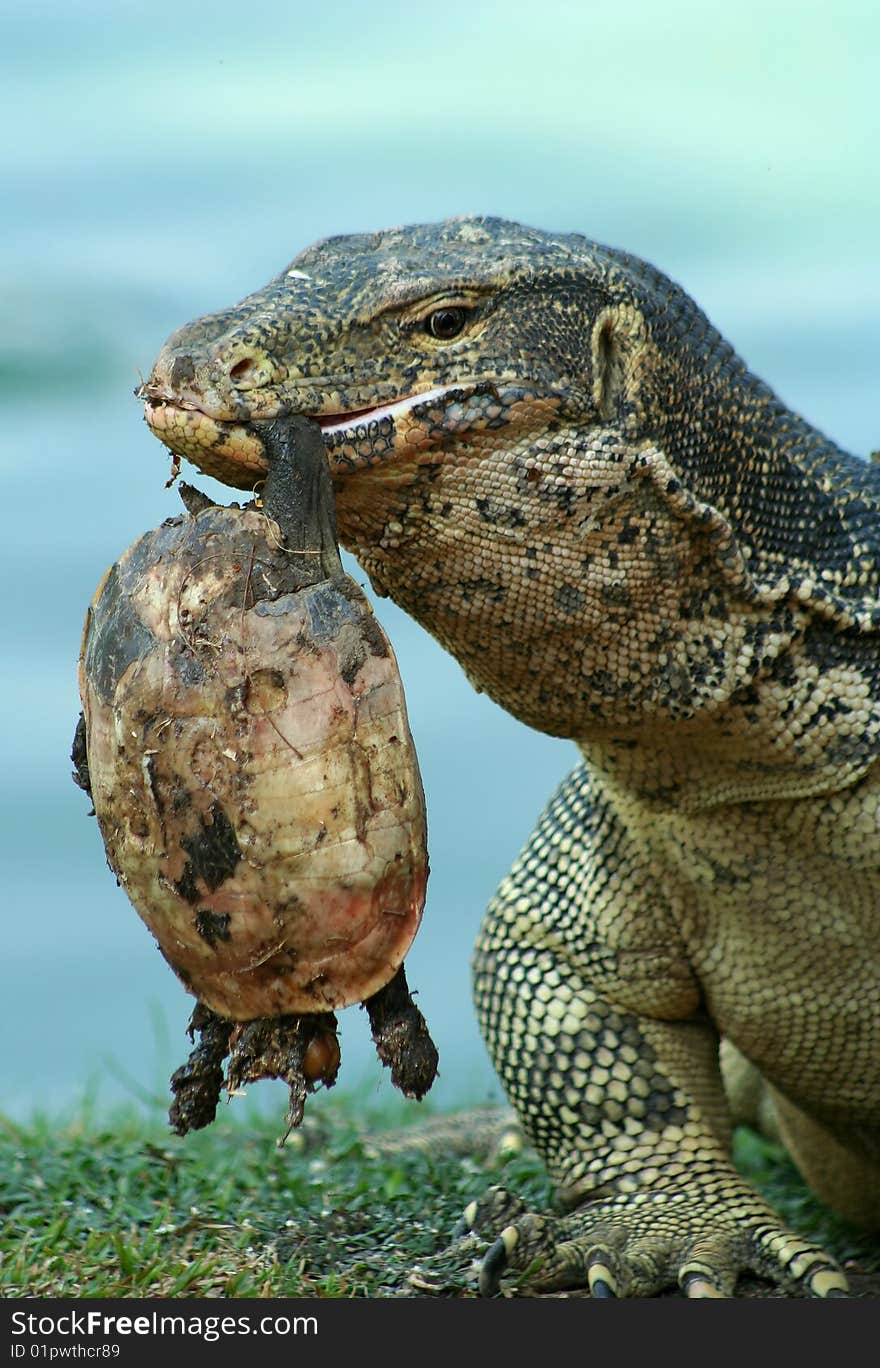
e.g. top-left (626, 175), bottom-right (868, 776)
top-left (0, 1093), bottom-right (548, 1298)
top-left (2, 1094), bottom-right (877, 1298)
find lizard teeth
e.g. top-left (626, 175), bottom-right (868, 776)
top-left (316, 385), bottom-right (458, 435)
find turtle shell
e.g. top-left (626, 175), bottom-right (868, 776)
top-left (78, 500), bottom-right (428, 1019)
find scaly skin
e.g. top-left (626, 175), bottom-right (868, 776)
top-left (141, 216), bottom-right (880, 1296)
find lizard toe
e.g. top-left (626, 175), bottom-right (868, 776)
top-left (476, 1208), bottom-right (672, 1296)
top-left (678, 1232), bottom-right (748, 1297)
top-left (459, 1184), bottom-right (530, 1238)
top-left (753, 1231), bottom-right (849, 1297)
top-left (478, 1215), bottom-right (589, 1296)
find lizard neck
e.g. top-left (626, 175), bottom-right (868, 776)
top-left (334, 413), bottom-right (798, 736)
top-left (636, 306), bottom-right (880, 627)
top-left (335, 404), bottom-right (880, 808)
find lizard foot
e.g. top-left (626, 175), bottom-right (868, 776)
top-left (460, 1184), bottom-right (850, 1298)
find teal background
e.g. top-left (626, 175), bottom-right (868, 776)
top-left (2, 0), bottom-right (877, 1123)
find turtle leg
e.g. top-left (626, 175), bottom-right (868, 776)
top-left (364, 964), bottom-right (439, 1100)
top-left (169, 1003), bottom-right (233, 1135)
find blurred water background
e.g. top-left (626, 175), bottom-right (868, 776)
top-left (2, 0), bottom-right (877, 1128)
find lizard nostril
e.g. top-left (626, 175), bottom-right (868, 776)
top-left (229, 356), bottom-right (256, 382)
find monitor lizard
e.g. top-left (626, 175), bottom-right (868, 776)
top-left (138, 216), bottom-right (880, 1297)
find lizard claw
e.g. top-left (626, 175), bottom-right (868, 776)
top-left (479, 1234), bottom-right (513, 1296)
top-left (586, 1256), bottom-right (619, 1297)
top-left (682, 1274), bottom-right (726, 1298)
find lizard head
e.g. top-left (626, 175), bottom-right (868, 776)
top-left (140, 216), bottom-right (640, 488)
top-left (138, 217), bottom-right (719, 735)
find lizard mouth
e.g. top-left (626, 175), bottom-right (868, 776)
top-left (142, 384), bottom-right (464, 489)
top-left (314, 385), bottom-right (456, 437)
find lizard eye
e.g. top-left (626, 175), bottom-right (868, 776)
top-left (425, 306), bottom-right (468, 341)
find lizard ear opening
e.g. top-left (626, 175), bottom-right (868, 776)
top-left (591, 306), bottom-right (644, 423)
top-left (592, 310), bottom-right (628, 421)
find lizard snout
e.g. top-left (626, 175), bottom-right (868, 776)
top-left (143, 330), bottom-right (284, 421)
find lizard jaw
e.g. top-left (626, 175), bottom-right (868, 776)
top-left (316, 385), bottom-right (459, 437)
top-left (142, 384), bottom-right (465, 490)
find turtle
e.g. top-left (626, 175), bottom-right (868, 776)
top-left (73, 417), bottom-right (438, 1135)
